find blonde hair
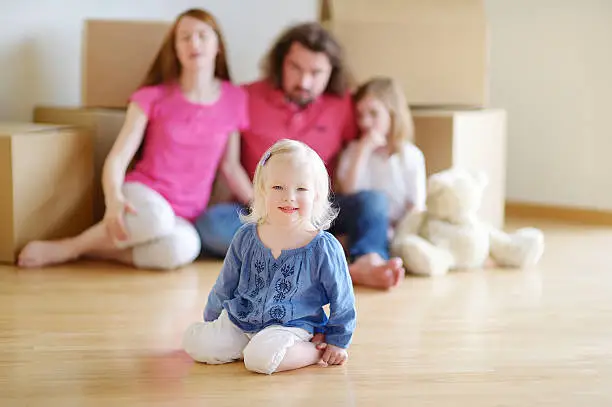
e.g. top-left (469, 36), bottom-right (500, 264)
top-left (353, 77), bottom-right (415, 155)
top-left (241, 139), bottom-right (338, 230)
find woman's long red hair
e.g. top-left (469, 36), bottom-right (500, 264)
top-left (140, 8), bottom-right (231, 87)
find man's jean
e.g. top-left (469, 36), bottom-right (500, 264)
top-left (196, 190), bottom-right (390, 261)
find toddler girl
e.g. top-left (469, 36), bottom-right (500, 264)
top-left (182, 139), bottom-right (356, 375)
top-left (337, 77), bottom-right (427, 231)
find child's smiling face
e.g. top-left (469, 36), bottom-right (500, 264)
top-left (262, 152), bottom-right (316, 228)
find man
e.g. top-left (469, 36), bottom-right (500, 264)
top-left (196, 22), bottom-right (404, 290)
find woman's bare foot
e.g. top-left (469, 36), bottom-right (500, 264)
top-left (17, 221), bottom-right (119, 269)
top-left (17, 239), bottom-right (80, 268)
top-left (349, 253), bottom-right (405, 289)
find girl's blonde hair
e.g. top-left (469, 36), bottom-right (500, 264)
top-left (353, 77), bottom-right (415, 155)
top-left (241, 139), bottom-right (338, 230)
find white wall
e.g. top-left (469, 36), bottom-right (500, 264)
top-left (0, 0), bottom-right (318, 121)
top-left (2, 1), bottom-right (611, 211)
top-left (486, 0), bottom-right (612, 211)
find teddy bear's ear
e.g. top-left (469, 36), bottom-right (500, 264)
top-left (427, 172), bottom-right (446, 195)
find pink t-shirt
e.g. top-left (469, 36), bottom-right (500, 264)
top-left (125, 81), bottom-right (249, 221)
top-left (241, 80), bottom-right (357, 181)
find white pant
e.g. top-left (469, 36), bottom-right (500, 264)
top-left (182, 310), bottom-right (313, 375)
top-left (115, 182), bottom-right (201, 270)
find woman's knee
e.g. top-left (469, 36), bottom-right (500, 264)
top-left (120, 183), bottom-right (176, 245)
top-left (132, 221), bottom-right (201, 270)
top-left (125, 209), bottom-right (175, 245)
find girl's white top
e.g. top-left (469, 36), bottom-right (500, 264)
top-left (337, 141), bottom-right (427, 224)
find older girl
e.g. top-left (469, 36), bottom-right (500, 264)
top-left (337, 77), bottom-right (426, 231)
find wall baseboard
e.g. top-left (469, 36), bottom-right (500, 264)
top-left (505, 201), bottom-right (612, 226)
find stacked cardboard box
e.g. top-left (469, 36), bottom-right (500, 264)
top-left (82, 20), bottom-right (171, 109)
top-left (33, 20), bottom-right (171, 223)
top-left (0, 20), bottom-right (171, 263)
top-left (0, 123), bottom-right (94, 263)
top-left (321, 0), bottom-right (507, 227)
top-left (33, 107), bottom-right (127, 222)
top-left (411, 108), bottom-right (507, 228)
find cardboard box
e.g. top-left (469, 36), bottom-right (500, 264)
top-left (0, 123), bottom-right (94, 264)
top-left (82, 19), bottom-right (171, 108)
top-left (33, 107), bottom-right (126, 222)
top-left (321, 0), bottom-right (489, 107)
top-left (412, 108), bottom-right (507, 228)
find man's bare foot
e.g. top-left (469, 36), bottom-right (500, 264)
top-left (17, 240), bottom-right (79, 268)
top-left (349, 253), bottom-right (405, 290)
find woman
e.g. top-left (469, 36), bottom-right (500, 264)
top-left (18, 8), bottom-right (253, 270)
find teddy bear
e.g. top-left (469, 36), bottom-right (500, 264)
top-left (390, 167), bottom-right (545, 277)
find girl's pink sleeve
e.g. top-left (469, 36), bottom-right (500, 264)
top-left (128, 85), bottom-right (162, 117)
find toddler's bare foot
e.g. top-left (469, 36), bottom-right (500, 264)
top-left (17, 240), bottom-right (79, 268)
top-left (349, 253), bottom-right (405, 289)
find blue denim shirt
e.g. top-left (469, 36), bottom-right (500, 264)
top-left (204, 223), bottom-right (357, 349)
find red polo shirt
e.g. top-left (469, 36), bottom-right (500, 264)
top-left (240, 79), bottom-right (357, 182)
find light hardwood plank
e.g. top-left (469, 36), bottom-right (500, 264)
top-left (1, 218), bottom-right (611, 406)
top-left (506, 201), bottom-right (612, 226)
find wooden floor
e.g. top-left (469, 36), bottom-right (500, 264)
top-left (1, 218), bottom-right (611, 406)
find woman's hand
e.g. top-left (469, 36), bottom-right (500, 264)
top-left (103, 195), bottom-right (137, 242)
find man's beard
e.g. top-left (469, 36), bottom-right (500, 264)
top-left (286, 88), bottom-right (314, 107)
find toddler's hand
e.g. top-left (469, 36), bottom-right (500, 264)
top-left (318, 343), bottom-right (348, 366)
top-left (311, 333), bottom-right (328, 366)
top-left (311, 333), bottom-right (326, 347)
